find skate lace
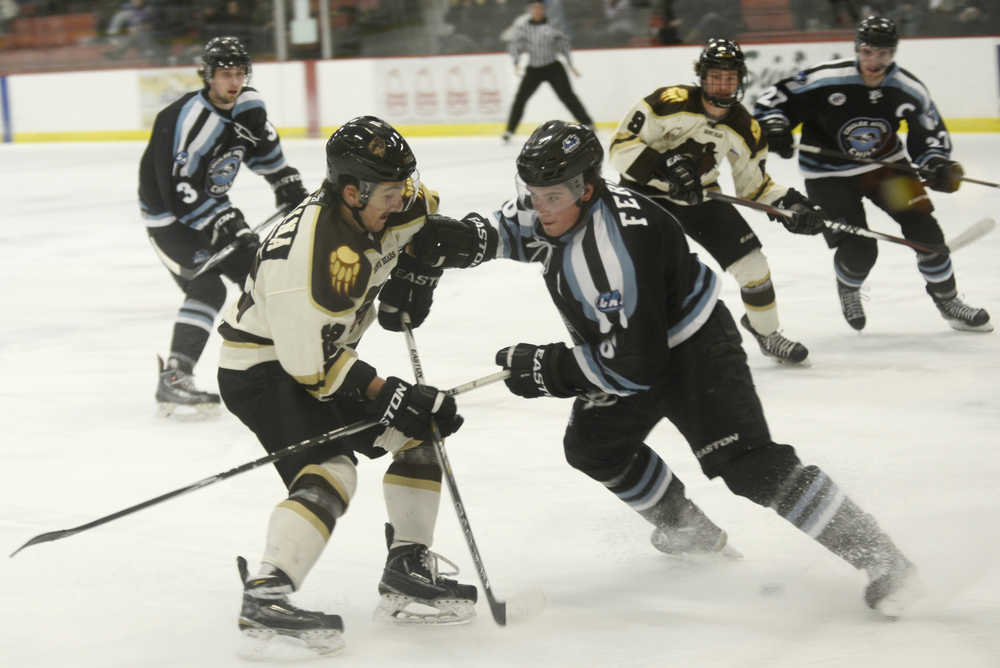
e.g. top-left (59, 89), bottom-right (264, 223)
top-left (839, 286), bottom-right (866, 321)
top-left (420, 548), bottom-right (461, 584)
top-left (938, 297), bottom-right (979, 320)
top-left (761, 330), bottom-right (800, 358)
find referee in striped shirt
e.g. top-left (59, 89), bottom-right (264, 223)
top-left (503, 0), bottom-right (594, 143)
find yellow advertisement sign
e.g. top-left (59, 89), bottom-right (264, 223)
top-left (139, 70), bottom-right (202, 128)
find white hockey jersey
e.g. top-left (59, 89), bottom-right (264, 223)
top-left (218, 184), bottom-right (438, 401)
top-left (609, 84), bottom-right (788, 206)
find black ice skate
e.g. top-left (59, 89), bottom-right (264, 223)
top-left (739, 315), bottom-right (809, 364)
top-left (155, 355), bottom-right (220, 417)
top-left (376, 530), bottom-right (477, 624)
top-left (863, 551), bottom-right (924, 618)
top-left (236, 556), bottom-right (345, 657)
top-left (932, 295), bottom-right (993, 332)
top-left (837, 281), bottom-right (866, 331)
top-left (651, 499), bottom-right (742, 559)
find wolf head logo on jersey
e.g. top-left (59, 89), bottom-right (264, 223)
top-left (840, 118), bottom-right (891, 157)
top-left (206, 147), bottom-right (245, 196)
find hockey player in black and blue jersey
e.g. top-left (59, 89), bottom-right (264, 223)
top-left (753, 16), bottom-right (991, 333)
top-left (410, 120), bottom-right (922, 617)
top-left (139, 35), bottom-right (309, 415)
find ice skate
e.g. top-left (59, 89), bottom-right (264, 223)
top-left (864, 552), bottom-right (924, 618)
top-left (651, 499), bottom-right (742, 560)
top-left (236, 556), bottom-right (345, 658)
top-left (376, 541), bottom-right (478, 625)
top-left (932, 295), bottom-right (992, 332)
top-left (837, 281), bottom-right (866, 331)
top-left (739, 314), bottom-right (808, 364)
top-left (155, 355), bottom-right (220, 417)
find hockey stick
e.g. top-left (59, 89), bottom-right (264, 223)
top-left (191, 208), bottom-right (287, 279)
top-left (796, 144), bottom-right (999, 189)
top-left (400, 314), bottom-right (543, 627)
top-left (9, 371), bottom-right (509, 558)
top-left (706, 191), bottom-right (995, 254)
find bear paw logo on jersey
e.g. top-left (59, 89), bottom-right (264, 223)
top-left (206, 147), bottom-right (245, 196)
top-left (659, 87), bottom-right (689, 103)
top-left (329, 245), bottom-right (362, 296)
top-left (839, 118), bottom-right (891, 158)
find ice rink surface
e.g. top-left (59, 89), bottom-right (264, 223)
top-left (1, 132), bottom-right (998, 667)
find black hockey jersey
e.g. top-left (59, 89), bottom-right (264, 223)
top-left (486, 181), bottom-right (720, 396)
top-left (752, 59), bottom-right (952, 179)
top-left (138, 87), bottom-right (292, 230)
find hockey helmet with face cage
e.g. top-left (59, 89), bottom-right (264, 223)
top-left (199, 36), bottom-right (252, 84)
top-left (325, 116), bottom-right (419, 209)
top-left (695, 38), bottom-right (747, 108)
top-left (516, 120), bottom-right (603, 217)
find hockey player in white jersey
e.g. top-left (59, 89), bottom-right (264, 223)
top-left (753, 16), bottom-right (991, 332)
top-left (610, 38), bottom-right (828, 364)
top-left (217, 116), bottom-right (476, 655)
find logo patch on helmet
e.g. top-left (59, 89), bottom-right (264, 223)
top-left (368, 136), bottom-right (387, 158)
top-left (562, 134), bottom-right (581, 154)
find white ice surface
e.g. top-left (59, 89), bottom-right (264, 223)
top-left (1, 133), bottom-right (998, 667)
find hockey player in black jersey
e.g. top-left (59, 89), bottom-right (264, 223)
top-left (411, 120), bottom-right (922, 617)
top-left (139, 36), bottom-right (309, 416)
top-left (610, 38), bottom-right (829, 364)
top-left (217, 116), bottom-right (475, 655)
top-left (753, 16), bottom-right (991, 333)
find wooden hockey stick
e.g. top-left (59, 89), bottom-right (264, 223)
top-left (796, 144), bottom-right (999, 189)
top-left (400, 314), bottom-right (542, 627)
top-left (191, 208), bottom-right (287, 279)
top-left (706, 191), bottom-right (996, 255)
top-left (9, 370), bottom-right (509, 558)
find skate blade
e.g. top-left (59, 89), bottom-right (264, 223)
top-left (237, 626), bottom-right (345, 660)
top-left (945, 319), bottom-right (993, 333)
top-left (156, 401), bottom-right (221, 420)
top-left (374, 593), bottom-right (476, 625)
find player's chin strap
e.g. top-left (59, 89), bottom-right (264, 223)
top-left (706, 191), bottom-right (996, 255)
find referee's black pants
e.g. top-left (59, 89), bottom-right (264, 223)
top-left (505, 61), bottom-right (593, 134)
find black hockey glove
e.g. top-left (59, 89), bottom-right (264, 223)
top-left (919, 157), bottom-right (964, 193)
top-left (269, 166), bottom-right (309, 212)
top-left (771, 189), bottom-right (827, 235)
top-left (495, 343), bottom-right (577, 399)
top-left (656, 152), bottom-right (703, 205)
top-left (760, 115), bottom-right (794, 159)
top-left (410, 213), bottom-right (499, 269)
top-left (369, 376), bottom-right (463, 441)
top-left (208, 208), bottom-right (257, 251)
top-left (378, 252), bottom-right (443, 331)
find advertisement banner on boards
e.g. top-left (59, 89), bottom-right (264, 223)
top-left (139, 70), bottom-right (202, 128)
top-left (374, 55), bottom-right (510, 125)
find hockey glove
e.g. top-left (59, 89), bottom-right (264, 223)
top-left (495, 343), bottom-right (577, 399)
top-left (411, 213), bottom-right (499, 269)
top-left (369, 376), bottom-right (463, 441)
top-left (771, 189), bottom-right (827, 235)
top-left (760, 115), bottom-right (794, 159)
top-left (920, 157), bottom-right (964, 193)
top-left (209, 208), bottom-right (256, 251)
top-left (656, 152), bottom-right (703, 205)
top-left (269, 166), bottom-right (309, 212)
top-left (378, 252), bottom-right (443, 331)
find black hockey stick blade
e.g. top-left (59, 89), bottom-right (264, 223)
top-left (9, 372), bottom-right (510, 558)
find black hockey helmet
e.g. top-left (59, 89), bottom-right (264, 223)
top-left (695, 38), bottom-right (747, 108)
top-left (856, 16), bottom-right (899, 50)
top-left (516, 120), bottom-right (603, 187)
top-left (199, 36), bottom-right (252, 84)
top-left (325, 115), bottom-right (419, 208)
